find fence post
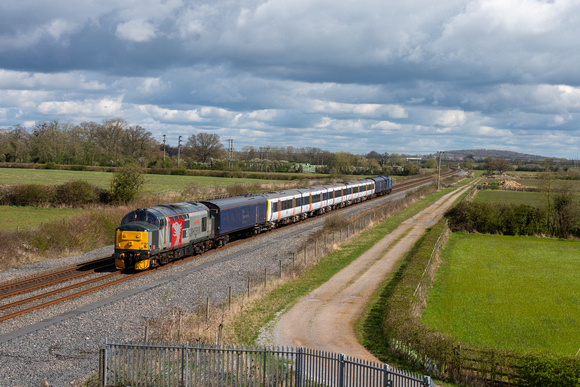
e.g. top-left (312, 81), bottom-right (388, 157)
top-left (99, 348), bottom-right (105, 387)
top-left (339, 354), bottom-right (346, 387)
top-left (315, 240), bottom-right (317, 257)
top-left (184, 342), bottom-right (190, 387)
top-left (295, 347), bottom-right (303, 387)
top-left (383, 364), bottom-right (392, 387)
top-left (206, 297), bottom-right (209, 323)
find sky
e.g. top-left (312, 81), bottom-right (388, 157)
top-left (1, 0), bottom-right (580, 159)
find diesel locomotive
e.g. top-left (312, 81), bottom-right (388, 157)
top-left (113, 175), bottom-right (392, 271)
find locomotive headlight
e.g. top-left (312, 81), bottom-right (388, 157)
top-left (122, 234), bottom-right (127, 239)
top-left (136, 234), bottom-right (141, 239)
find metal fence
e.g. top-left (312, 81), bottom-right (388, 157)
top-left (103, 339), bottom-right (435, 387)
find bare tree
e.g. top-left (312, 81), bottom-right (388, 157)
top-left (186, 132), bottom-right (224, 163)
top-left (493, 157), bottom-right (513, 174)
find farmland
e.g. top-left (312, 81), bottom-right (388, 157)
top-left (0, 168), bottom-right (279, 194)
top-left (1, 206), bottom-right (89, 231)
top-left (422, 233), bottom-right (580, 355)
top-left (472, 190), bottom-right (545, 207)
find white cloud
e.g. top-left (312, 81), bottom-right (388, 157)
top-left (477, 126), bottom-right (512, 137)
top-left (0, 70), bottom-right (105, 91)
top-left (434, 110), bottom-right (467, 127)
top-left (371, 121), bottom-right (402, 131)
top-left (116, 19), bottom-right (157, 42)
top-left (38, 97), bottom-right (123, 116)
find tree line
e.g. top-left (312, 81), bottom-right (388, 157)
top-left (0, 119), bottom-right (436, 176)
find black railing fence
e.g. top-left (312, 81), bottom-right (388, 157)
top-left (102, 340), bottom-right (435, 387)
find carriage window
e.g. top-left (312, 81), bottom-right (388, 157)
top-left (281, 199), bottom-right (293, 211)
top-left (312, 194), bottom-right (321, 203)
top-left (303, 196), bottom-right (310, 205)
top-left (271, 202), bottom-right (278, 213)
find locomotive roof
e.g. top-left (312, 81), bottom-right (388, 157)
top-left (147, 201), bottom-right (208, 217)
top-left (201, 194), bottom-right (267, 209)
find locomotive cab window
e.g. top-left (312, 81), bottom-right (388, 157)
top-left (202, 217), bottom-right (207, 232)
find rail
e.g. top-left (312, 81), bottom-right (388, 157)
top-left (102, 340), bottom-right (436, 387)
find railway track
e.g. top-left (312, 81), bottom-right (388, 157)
top-left (0, 170), bottom-right (460, 323)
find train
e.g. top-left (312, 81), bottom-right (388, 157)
top-left (113, 175), bottom-right (392, 271)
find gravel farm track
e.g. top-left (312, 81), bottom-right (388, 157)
top-left (0, 172), bottom-right (461, 386)
top-left (268, 179), bottom-right (473, 362)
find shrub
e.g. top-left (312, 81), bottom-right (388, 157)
top-left (45, 162), bottom-right (57, 169)
top-left (55, 180), bottom-right (101, 207)
top-left (225, 184), bottom-right (250, 197)
top-left (516, 354), bottom-right (580, 387)
top-left (109, 164), bottom-right (146, 204)
top-left (7, 184), bottom-right (55, 206)
top-left (445, 201), bottom-right (548, 236)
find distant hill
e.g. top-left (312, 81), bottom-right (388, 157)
top-left (435, 149), bottom-right (545, 161)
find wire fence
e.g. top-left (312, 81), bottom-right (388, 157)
top-left (102, 340), bottom-right (436, 387)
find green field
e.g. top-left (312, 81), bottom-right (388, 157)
top-left (0, 206), bottom-right (89, 231)
top-left (473, 190), bottom-right (545, 207)
top-left (0, 168), bottom-right (278, 194)
top-left (422, 233), bottom-right (580, 355)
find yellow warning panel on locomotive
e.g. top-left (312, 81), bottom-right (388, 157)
top-left (116, 230), bottom-right (149, 250)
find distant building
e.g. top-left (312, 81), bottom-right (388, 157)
top-left (296, 163), bottom-right (318, 173)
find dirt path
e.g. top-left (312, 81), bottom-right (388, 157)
top-left (270, 183), bottom-right (473, 362)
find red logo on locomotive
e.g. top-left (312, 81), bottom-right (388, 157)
top-left (169, 217), bottom-right (184, 249)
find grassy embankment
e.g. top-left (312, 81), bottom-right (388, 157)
top-left (422, 233), bottom-right (580, 356)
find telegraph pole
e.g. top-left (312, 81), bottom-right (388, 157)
top-left (228, 139), bottom-right (234, 169)
top-left (177, 135), bottom-right (182, 167)
top-left (163, 134), bottom-right (166, 160)
top-left (437, 151), bottom-right (444, 190)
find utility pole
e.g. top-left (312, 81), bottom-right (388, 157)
top-left (437, 151), bottom-right (444, 190)
top-left (163, 134), bottom-right (166, 160)
top-left (177, 135), bottom-right (182, 168)
top-left (228, 139), bottom-right (234, 169)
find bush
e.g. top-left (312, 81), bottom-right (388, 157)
top-left (109, 164), bottom-right (146, 204)
top-left (55, 180), bottom-right (101, 207)
top-left (45, 162), bottom-right (57, 169)
top-left (170, 169), bottom-right (186, 175)
top-left (69, 165), bottom-right (87, 171)
top-left (7, 184), bottom-right (55, 206)
top-left (445, 201), bottom-right (548, 236)
top-left (516, 354), bottom-right (580, 387)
